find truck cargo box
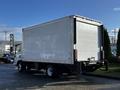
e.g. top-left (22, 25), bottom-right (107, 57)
top-left (22, 15), bottom-right (102, 65)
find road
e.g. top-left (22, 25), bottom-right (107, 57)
top-left (0, 64), bottom-right (120, 90)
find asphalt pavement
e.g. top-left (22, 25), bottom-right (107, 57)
top-left (0, 64), bottom-right (120, 90)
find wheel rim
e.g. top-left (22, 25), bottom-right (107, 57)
top-left (47, 67), bottom-right (53, 77)
top-left (18, 63), bottom-right (22, 71)
top-left (26, 65), bottom-right (30, 71)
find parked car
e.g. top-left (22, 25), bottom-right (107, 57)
top-left (2, 53), bottom-right (14, 63)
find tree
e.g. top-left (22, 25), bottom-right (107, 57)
top-left (116, 28), bottom-right (120, 57)
top-left (102, 26), bottom-right (112, 61)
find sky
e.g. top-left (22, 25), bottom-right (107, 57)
top-left (0, 0), bottom-right (120, 40)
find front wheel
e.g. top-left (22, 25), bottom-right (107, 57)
top-left (17, 62), bottom-right (26, 72)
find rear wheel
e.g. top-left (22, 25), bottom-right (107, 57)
top-left (25, 64), bottom-right (31, 71)
top-left (46, 65), bottom-right (58, 78)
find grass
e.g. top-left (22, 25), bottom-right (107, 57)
top-left (91, 63), bottom-right (120, 78)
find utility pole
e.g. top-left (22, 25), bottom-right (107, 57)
top-left (112, 28), bottom-right (118, 56)
top-left (10, 34), bottom-right (14, 54)
top-left (113, 29), bottom-right (117, 45)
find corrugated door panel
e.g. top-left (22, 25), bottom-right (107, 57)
top-left (76, 21), bottom-right (100, 61)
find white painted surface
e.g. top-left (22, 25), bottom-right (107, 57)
top-left (5, 45), bottom-right (10, 52)
top-left (23, 17), bottom-right (74, 64)
top-left (76, 19), bottom-right (101, 61)
top-left (22, 15), bottom-right (102, 64)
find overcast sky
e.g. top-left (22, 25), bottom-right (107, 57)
top-left (0, 0), bottom-right (120, 40)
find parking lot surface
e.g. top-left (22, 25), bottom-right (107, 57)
top-left (0, 64), bottom-right (120, 90)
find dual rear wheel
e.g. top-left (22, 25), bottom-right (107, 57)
top-left (46, 65), bottom-right (59, 78)
top-left (17, 62), bottom-right (59, 78)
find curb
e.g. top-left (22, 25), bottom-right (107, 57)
top-left (83, 73), bottom-right (120, 80)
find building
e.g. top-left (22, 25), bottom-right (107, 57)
top-left (0, 41), bottom-right (22, 54)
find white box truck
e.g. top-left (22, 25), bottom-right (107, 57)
top-left (16, 15), bottom-right (104, 77)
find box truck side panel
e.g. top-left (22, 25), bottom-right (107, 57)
top-left (76, 20), bottom-right (101, 61)
top-left (23, 17), bottom-right (74, 64)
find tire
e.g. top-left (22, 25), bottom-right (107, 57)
top-left (17, 62), bottom-right (26, 72)
top-left (46, 65), bottom-right (58, 78)
top-left (81, 62), bottom-right (86, 74)
top-left (26, 64), bottom-right (31, 71)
